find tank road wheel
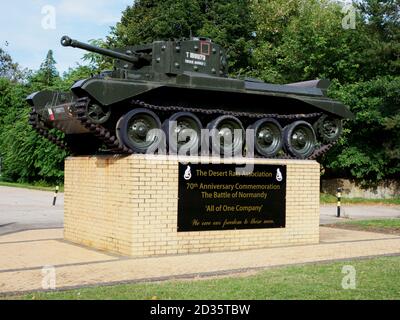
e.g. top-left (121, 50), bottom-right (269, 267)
top-left (207, 115), bottom-right (245, 157)
top-left (314, 115), bottom-right (343, 143)
top-left (248, 118), bottom-right (283, 157)
top-left (86, 103), bottom-right (111, 124)
top-left (116, 109), bottom-right (162, 154)
top-left (163, 112), bottom-right (202, 155)
top-left (284, 121), bottom-right (316, 159)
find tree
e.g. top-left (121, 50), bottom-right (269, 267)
top-left (112, 0), bottom-right (203, 43)
top-left (81, 39), bottom-right (113, 73)
top-left (0, 50), bottom-right (66, 184)
top-left (30, 50), bottom-right (60, 88)
top-left (325, 76), bottom-right (400, 184)
top-left (0, 47), bottom-right (23, 81)
top-left (110, 0), bottom-right (255, 73)
top-left (356, 0), bottom-right (400, 41)
top-left (248, 0), bottom-right (399, 184)
top-left (355, 0), bottom-right (400, 77)
top-left (197, 0), bottom-right (255, 73)
top-left (250, 0), bottom-right (384, 84)
top-left (62, 65), bottom-right (96, 89)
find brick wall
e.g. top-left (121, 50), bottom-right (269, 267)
top-left (64, 155), bottom-right (320, 257)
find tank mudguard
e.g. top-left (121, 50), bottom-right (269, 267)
top-left (26, 90), bottom-right (75, 109)
top-left (293, 95), bottom-right (355, 120)
top-left (26, 91), bottom-right (54, 107)
top-left (71, 78), bottom-right (162, 106)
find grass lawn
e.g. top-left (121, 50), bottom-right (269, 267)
top-left (0, 181), bottom-right (63, 192)
top-left (20, 256), bottom-right (400, 300)
top-left (328, 219), bottom-right (400, 235)
top-left (320, 193), bottom-right (400, 206)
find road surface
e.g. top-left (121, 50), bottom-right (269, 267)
top-left (1, 186), bottom-right (399, 234)
top-left (320, 204), bottom-right (400, 224)
top-left (0, 186), bottom-right (63, 235)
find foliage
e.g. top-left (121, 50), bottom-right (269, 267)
top-left (81, 39), bottom-right (114, 73)
top-left (250, 0), bottom-right (397, 84)
top-left (62, 65), bottom-right (96, 89)
top-left (325, 76), bottom-right (400, 184)
top-left (249, 0), bottom-right (399, 183)
top-left (320, 193), bottom-right (400, 205)
top-left (354, 0), bottom-right (400, 80)
top-left (342, 219), bottom-right (400, 229)
top-left (110, 0), bottom-right (255, 73)
top-left (0, 76), bottom-right (66, 183)
top-left (0, 47), bottom-right (25, 81)
top-left (0, 54), bottom-right (92, 183)
top-left (0, 181), bottom-right (64, 192)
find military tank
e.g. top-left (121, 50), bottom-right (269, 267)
top-left (27, 35), bottom-right (354, 159)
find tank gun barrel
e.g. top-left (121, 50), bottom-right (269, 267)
top-left (61, 36), bottom-right (140, 64)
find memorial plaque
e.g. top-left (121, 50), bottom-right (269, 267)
top-left (178, 163), bottom-right (286, 232)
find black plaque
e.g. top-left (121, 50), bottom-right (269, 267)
top-left (178, 163), bottom-right (286, 232)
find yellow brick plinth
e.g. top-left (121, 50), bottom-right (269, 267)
top-left (64, 155), bottom-right (320, 257)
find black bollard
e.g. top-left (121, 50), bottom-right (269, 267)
top-left (337, 187), bottom-right (342, 218)
top-left (52, 186), bottom-right (59, 206)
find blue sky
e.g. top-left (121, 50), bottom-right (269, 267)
top-left (0, 0), bottom-right (132, 74)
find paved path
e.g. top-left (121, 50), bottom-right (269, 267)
top-left (0, 187), bottom-right (63, 235)
top-left (320, 205), bottom-right (400, 225)
top-left (0, 227), bottom-right (400, 295)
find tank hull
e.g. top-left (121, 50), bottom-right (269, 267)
top-left (27, 76), bottom-right (353, 138)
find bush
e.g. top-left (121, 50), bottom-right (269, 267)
top-left (323, 76), bottom-right (400, 184)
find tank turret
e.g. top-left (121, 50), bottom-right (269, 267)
top-left (60, 35), bottom-right (228, 78)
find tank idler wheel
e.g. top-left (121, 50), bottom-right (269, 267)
top-left (116, 109), bottom-right (162, 154)
top-left (163, 112), bottom-right (202, 155)
top-left (284, 121), bottom-right (317, 159)
top-left (248, 118), bottom-right (283, 157)
top-left (314, 115), bottom-right (343, 143)
top-left (207, 115), bottom-right (245, 157)
top-left (86, 103), bottom-right (111, 125)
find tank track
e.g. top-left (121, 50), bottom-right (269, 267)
top-left (132, 100), bottom-right (323, 121)
top-left (29, 108), bottom-right (69, 152)
top-left (30, 98), bottom-right (337, 160)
